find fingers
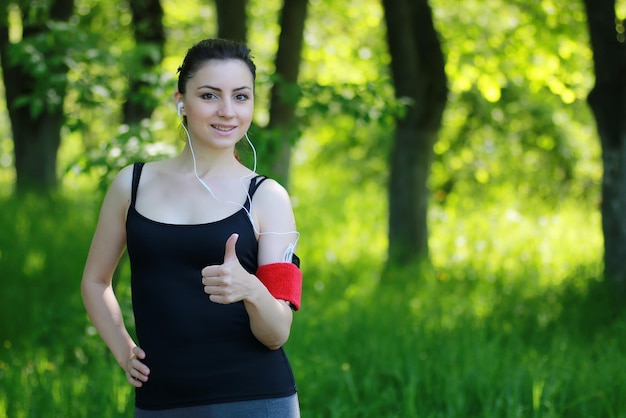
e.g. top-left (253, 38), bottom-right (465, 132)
top-left (203, 278), bottom-right (234, 302)
top-left (127, 346), bottom-right (150, 387)
top-left (202, 267), bottom-right (232, 289)
top-left (202, 271), bottom-right (240, 303)
top-left (133, 345), bottom-right (146, 360)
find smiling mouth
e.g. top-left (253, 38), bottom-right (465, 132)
top-left (212, 125), bottom-right (236, 132)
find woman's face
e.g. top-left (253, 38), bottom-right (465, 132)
top-left (179, 59), bottom-right (254, 151)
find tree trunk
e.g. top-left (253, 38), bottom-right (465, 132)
top-left (124, 0), bottom-right (165, 125)
top-left (382, 0), bottom-right (448, 265)
top-left (266, 0), bottom-right (309, 187)
top-left (215, 0), bottom-right (247, 42)
top-left (582, 0), bottom-right (626, 303)
top-left (0, 0), bottom-right (74, 194)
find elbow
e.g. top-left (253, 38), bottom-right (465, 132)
top-left (80, 278), bottom-right (92, 306)
top-left (259, 329), bottom-right (291, 351)
top-left (265, 338), bottom-right (287, 351)
top-left (269, 330), bottom-right (290, 350)
top-left (80, 277), bottom-right (110, 311)
top-left (266, 343), bottom-right (283, 351)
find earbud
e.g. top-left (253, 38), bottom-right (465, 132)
top-left (177, 101), bottom-right (184, 116)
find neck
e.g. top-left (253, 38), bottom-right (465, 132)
top-left (177, 144), bottom-right (239, 177)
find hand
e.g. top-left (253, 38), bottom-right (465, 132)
top-left (201, 234), bottom-right (258, 304)
top-left (125, 346), bottom-right (150, 387)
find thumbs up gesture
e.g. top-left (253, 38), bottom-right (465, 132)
top-left (201, 233), bottom-right (257, 304)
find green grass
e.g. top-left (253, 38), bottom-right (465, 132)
top-left (1, 190), bottom-right (624, 417)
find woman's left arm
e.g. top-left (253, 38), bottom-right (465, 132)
top-left (201, 179), bottom-right (299, 350)
top-left (247, 179), bottom-right (300, 349)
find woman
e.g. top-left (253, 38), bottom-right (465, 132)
top-left (81, 38), bottom-right (302, 417)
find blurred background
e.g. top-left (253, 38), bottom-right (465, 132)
top-left (1, 0), bottom-right (626, 416)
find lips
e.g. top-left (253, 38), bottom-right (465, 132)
top-left (211, 124), bottom-right (236, 132)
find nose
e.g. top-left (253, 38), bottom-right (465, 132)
top-left (217, 98), bottom-right (235, 118)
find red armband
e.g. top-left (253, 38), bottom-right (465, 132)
top-left (256, 262), bottom-right (302, 311)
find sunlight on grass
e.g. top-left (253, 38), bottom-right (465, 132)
top-left (430, 202), bottom-right (602, 287)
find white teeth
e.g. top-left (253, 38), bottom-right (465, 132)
top-left (213, 125), bottom-right (233, 132)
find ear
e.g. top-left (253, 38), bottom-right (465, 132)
top-left (173, 91), bottom-right (184, 115)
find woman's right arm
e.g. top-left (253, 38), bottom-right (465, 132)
top-left (80, 166), bottom-right (150, 387)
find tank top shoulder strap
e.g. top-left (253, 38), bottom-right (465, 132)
top-left (244, 175), bottom-right (268, 211)
top-left (130, 162), bottom-right (145, 208)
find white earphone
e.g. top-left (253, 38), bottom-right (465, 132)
top-left (177, 101), bottom-right (184, 116)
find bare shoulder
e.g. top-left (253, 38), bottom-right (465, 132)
top-left (252, 177), bottom-right (296, 231)
top-left (254, 177), bottom-right (293, 208)
top-left (109, 164), bottom-right (136, 198)
top-left (100, 164), bottom-right (137, 217)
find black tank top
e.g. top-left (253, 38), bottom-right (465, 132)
top-left (126, 162), bottom-right (296, 410)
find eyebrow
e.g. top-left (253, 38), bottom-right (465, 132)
top-left (197, 85), bottom-right (252, 92)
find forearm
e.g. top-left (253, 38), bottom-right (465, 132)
top-left (81, 281), bottom-right (136, 368)
top-left (244, 281), bottom-right (293, 350)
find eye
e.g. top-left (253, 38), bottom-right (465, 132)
top-left (235, 93), bottom-right (250, 101)
top-left (201, 92), bottom-right (217, 100)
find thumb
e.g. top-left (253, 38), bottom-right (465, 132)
top-left (223, 233), bottom-right (239, 263)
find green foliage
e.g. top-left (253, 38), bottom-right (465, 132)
top-left (1, 0), bottom-right (601, 210)
top-left (6, 21), bottom-right (71, 117)
top-left (68, 120), bottom-right (178, 193)
top-left (0, 195), bottom-right (92, 349)
top-left (430, 0), bottom-right (600, 206)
